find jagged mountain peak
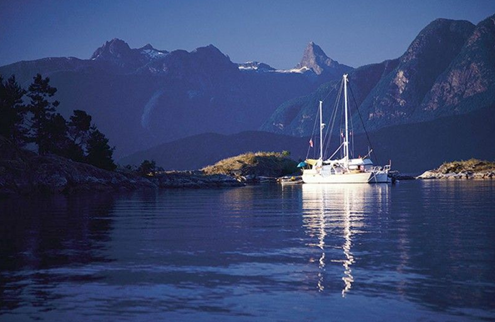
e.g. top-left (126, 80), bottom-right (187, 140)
top-left (137, 43), bottom-right (238, 77)
top-left (296, 42), bottom-right (332, 74)
top-left (91, 38), bottom-right (133, 60)
top-left (305, 42), bottom-right (329, 60)
top-left (90, 39), bottom-right (169, 69)
top-left (104, 38), bottom-right (130, 47)
top-left (296, 41), bottom-right (352, 76)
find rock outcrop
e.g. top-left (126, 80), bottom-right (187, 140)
top-left (0, 136), bottom-right (243, 195)
top-left (202, 152), bottom-right (299, 181)
top-left (0, 136), bottom-right (155, 194)
top-left (417, 159), bottom-right (495, 179)
top-left (151, 171), bottom-right (242, 188)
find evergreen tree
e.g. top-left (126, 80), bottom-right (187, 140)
top-left (44, 113), bottom-right (72, 156)
top-left (138, 160), bottom-right (157, 176)
top-left (65, 110), bottom-right (92, 162)
top-left (86, 126), bottom-right (116, 171)
top-left (3, 73), bottom-right (117, 171)
top-left (27, 74), bottom-right (59, 154)
top-left (0, 75), bottom-right (27, 145)
top-left (68, 110), bottom-right (92, 145)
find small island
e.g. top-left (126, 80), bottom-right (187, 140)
top-left (202, 151), bottom-right (298, 182)
top-left (418, 159), bottom-right (495, 180)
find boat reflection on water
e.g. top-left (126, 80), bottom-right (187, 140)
top-left (301, 184), bottom-right (390, 296)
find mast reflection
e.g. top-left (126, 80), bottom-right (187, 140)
top-left (341, 187), bottom-right (354, 296)
top-left (301, 184), bottom-right (389, 296)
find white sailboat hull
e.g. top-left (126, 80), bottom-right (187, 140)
top-left (302, 170), bottom-right (390, 184)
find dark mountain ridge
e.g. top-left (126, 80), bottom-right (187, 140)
top-left (358, 18), bottom-right (475, 130)
top-left (418, 14), bottom-right (495, 119)
top-left (1, 40), bottom-right (342, 157)
top-left (90, 38), bottom-right (169, 71)
top-left (262, 15), bottom-right (495, 137)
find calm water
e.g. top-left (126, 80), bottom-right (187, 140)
top-left (1, 181), bottom-right (494, 321)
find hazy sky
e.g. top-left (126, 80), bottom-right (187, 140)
top-left (1, 0), bottom-right (494, 69)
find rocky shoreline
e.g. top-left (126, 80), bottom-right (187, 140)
top-left (417, 159), bottom-right (495, 180)
top-left (150, 171), bottom-right (243, 189)
top-left (417, 170), bottom-right (495, 180)
top-left (0, 156), bottom-right (244, 195)
top-left (0, 137), bottom-right (243, 195)
top-left (0, 161), bottom-right (244, 195)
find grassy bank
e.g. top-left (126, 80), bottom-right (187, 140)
top-left (418, 159), bottom-right (495, 179)
top-left (436, 159), bottom-right (495, 174)
top-left (202, 152), bottom-right (299, 178)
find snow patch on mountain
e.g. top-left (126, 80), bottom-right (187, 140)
top-left (237, 61), bottom-right (311, 74)
top-left (237, 61), bottom-right (274, 72)
top-left (274, 66), bottom-right (311, 74)
top-left (141, 49), bottom-right (167, 59)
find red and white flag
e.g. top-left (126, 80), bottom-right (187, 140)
top-left (309, 139), bottom-right (313, 148)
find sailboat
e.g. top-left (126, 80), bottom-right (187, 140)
top-left (301, 74), bottom-right (391, 184)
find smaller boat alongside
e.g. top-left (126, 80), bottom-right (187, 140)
top-left (278, 175), bottom-right (303, 185)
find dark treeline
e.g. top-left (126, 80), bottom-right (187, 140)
top-left (0, 73), bottom-right (116, 171)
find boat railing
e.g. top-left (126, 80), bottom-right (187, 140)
top-left (371, 166), bottom-right (391, 173)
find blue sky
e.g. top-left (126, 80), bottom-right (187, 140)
top-left (1, 0), bottom-right (494, 69)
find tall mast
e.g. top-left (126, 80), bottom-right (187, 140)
top-left (319, 100), bottom-right (323, 160)
top-left (343, 74), bottom-right (349, 165)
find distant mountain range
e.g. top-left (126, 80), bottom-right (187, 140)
top-left (1, 13), bottom-right (494, 171)
top-left (0, 40), bottom-right (343, 157)
top-left (262, 14), bottom-right (495, 136)
top-left (121, 103), bottom-right (495, 174)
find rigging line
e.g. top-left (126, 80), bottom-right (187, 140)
top-left (323, 80), bottom-right (343, 159)
top-left (340, 88), bottom-right (345, 159)
top-left (350, 96), bottom-right (355, 158)
top-left (328, 142), bottom-right (344, 160)
top-left (327, 86), bottom-right (342, 155)
top-left (309, 80), bottom-right (341, 160)
top-left (329, 81), bottom-right (343, 139)
top-left (320, 81), bottom-right (337, 102)
top-left (351, 116), bottom-right (354, 158)
top-left (306, 99), bottom-right (321, 160)
top-left (348, 82), bottom-right (380, 165)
